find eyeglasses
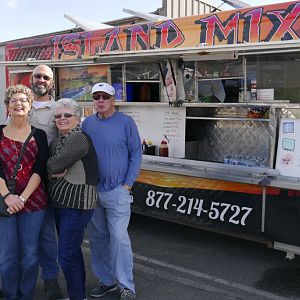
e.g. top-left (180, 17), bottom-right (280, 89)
top-left (92, 93), bottom-right (111, 100)
top-left (54, 113), bottom-right (75, 119)
top-left (9, 98), bottom-right (29, 104)
top-left (33, 74), bottom-right (52, 81)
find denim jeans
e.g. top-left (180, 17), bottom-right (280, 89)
top-left (87, 185), bottom-right (135, 293)
top-left (38, 207), bottom-right (60, 281)
top-left (54, 207), bottom-right (93, 300)
top-left (0, 209), bottom-right (45, 300)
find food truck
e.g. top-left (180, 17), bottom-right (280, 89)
top-left (2, 0), bottom-right (300, 256)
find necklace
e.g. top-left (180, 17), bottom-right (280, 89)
top-left (13, 140), bottom-right (23, 172)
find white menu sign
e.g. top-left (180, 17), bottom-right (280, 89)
top-left (119, 106), bottom-right (186, 158)
top-left (256, 89), bottom-right (274, 101)
top-left (276, 118), bottom-right (300, 177)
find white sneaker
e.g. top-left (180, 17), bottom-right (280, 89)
top-left (285, 251), bottom-right (295, 261)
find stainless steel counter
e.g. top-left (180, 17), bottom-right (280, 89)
top-left (142, 155), bottom-right (300, 191)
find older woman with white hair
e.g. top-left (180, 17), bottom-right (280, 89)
top-left (47, 98), bottom-right (98, 300)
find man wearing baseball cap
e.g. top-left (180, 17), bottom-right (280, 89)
top-left (91, 82), bottom-right (116, 96)
top-left (82, 82), bottom-right (142, 300)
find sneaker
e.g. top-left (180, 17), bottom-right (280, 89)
top-left (120, 288), bottom-right (135, 300)
top-left (89, 282), bottom-right (118, 297)
top-left (44, 279), bottom-right (63, 300)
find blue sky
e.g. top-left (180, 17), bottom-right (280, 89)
top-left (0, 0), bottom-right (294, 43)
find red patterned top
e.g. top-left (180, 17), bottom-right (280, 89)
top-left (0, 135), bottom-right (47, 212)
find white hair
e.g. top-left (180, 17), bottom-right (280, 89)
top-left (55, 98), bottom-right (82, 119)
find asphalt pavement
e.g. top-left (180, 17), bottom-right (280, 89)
top-left (32, 213), bottom-right (300, 300)
top-left (34, 242), bottom-right (207, 300)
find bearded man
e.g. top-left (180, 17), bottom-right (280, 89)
top-left (30, 64), bottom-right (57, 144)
top-left (29, 65), bottom-right (62, 300)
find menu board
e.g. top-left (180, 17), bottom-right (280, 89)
top-left (119, 106), bottom-right (186, 158)
top-left (276, 118), bottom-right (300, 177)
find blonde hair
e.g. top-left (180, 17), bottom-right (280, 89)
top-left (4, 84), bottom-right (34, 105)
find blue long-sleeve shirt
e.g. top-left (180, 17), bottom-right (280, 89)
top-left (82, 111), bottom-right (142, 192)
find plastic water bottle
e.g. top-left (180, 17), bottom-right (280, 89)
top-left (224, 155), bottom-right (231, 164)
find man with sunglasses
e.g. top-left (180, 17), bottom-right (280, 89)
top-left (29, 65), bottom-right (63, 300)
top-left (82, 83), bottom-right (142, 300)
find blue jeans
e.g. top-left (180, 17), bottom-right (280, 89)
top-left (0, 209), bottom-right (45, 300)
top-left (38, 207), bottom-right (59, 281)
top-left (54, 208), bottom-right (93, 300)
top-left (87, 185), bottom-right (135, 293)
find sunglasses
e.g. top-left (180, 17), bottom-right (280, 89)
top-left (33, 74), bottom-right (52, 81)
top-left (92, 93), bottom-right (111, 100)
top-left (9, 98), bottom-right (29, 104)
top-left (54, 113), bottom-right (75, 119)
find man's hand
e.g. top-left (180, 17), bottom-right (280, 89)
top-left (123, 184), bottom-right (131, 191)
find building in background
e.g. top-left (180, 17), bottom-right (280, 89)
top-left (158, 0), bottom-right (219, 18)
top-left (106, 0), bottom-right (219, 27)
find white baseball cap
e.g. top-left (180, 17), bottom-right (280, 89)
top-left (91, 82), bottom-right (115, 96)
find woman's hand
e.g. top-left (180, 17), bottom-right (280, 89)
top-left (5, 194), bottom-right (25, 214)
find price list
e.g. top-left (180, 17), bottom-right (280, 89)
top-left (120, 106), bottom-right (186, 158)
